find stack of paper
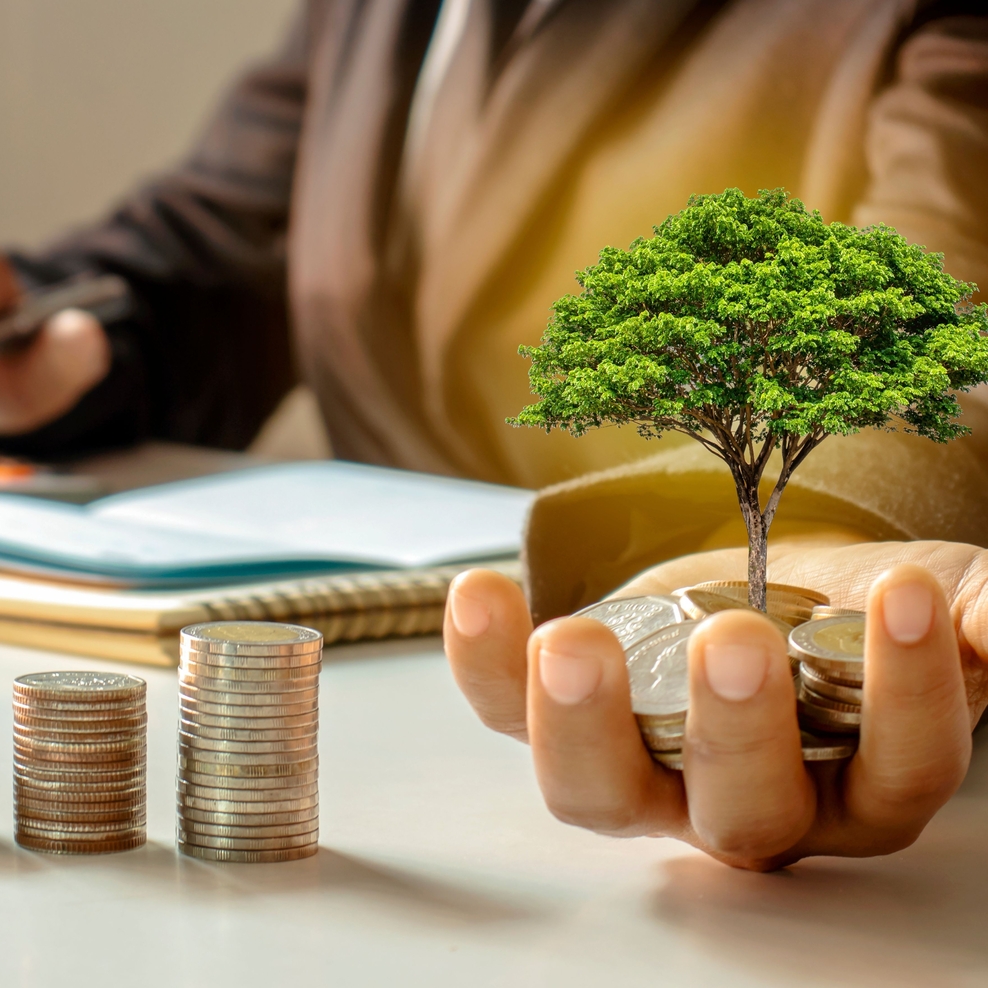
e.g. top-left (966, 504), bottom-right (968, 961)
top-left (0, 461), bottom-right (533, 663)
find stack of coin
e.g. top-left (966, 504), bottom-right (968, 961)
top-left (789, 614), bottom-right (865, 735)
top-left (13, 671), bottom-right (147, 854)
top-left (176, 621), bottom-right (322, 863)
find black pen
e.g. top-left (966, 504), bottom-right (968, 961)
top-left (0, 274), bottom-right (132, 353)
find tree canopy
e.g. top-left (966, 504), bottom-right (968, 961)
top-left (511, 188), bottom-right (988, 608)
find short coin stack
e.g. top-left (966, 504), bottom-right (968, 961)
top-left (13, 671), bottom-right (147, 854)
top-left (177, 621), bottom-right (323, 863)
top-left (790, 613), bottom-right (865, 735)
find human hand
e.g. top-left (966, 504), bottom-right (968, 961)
top-left (444, 540), bottom-right (987, 870)
top-left (0, 267), bottom-right (110, 434)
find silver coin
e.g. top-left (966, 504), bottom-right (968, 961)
top-left (179, 697), bottom-right (318, 721)
top-left (177, 816), bottom-right (319, 839)
top-left (574, 595), bottom-right (684, 648)
top-left (178, 718), bottom-right (317, 743)
top-left (177, 768), bottom-right (319, 790)
top-left (179, 670), bottom-right (319, 693)
top-left (14, 671), bottom-right (145, 702)
top-left (626, 621), bottom-right (698, 719)
top-left (177, 828), bottom-right (318, 851)
top-left (177, 779), bottom-right (318, 802)
top-left (178, 794), bottom-right (318, 816)
top-left (181, 650), bottom-right (323, 670)
top-left (179, 684), bottom-right (319, 706)
top-left (799, 663), bottom-right (863, 704)
top-left (650, 749), bottom-right (683, 770)
top-left (177, 840), bottom-right (317, 863)
top-left (181, 621), bottom-right (323, 657)
top-left (179, 709), bottom-right (317, 731)
top-left (177, 806), bottom-right (319, 828)
top-left (177, 741), bottom-right (317, 764)
top-left (800, 730), bottom-right (858, 761)
top-left (178, 730), bottom-right (317, 754)
top-left (180, 656), bottom-right (322, 683)
top-left (178, 757), bottom-right (318, 779)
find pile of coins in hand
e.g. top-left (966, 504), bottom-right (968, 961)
top-left (576, 582), bottom-right (862, 769)
top-left (13, 671), bottom-right (147, 854)
top-left (176, 621), bottom-right (323, 863)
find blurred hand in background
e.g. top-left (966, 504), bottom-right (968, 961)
top-left (0, 262), bottom-right (110, 436)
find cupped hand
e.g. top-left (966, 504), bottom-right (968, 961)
top-left (444, 540), bottom-right (988, 869)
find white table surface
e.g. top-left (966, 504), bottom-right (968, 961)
top-left (0, 635), bottom-right (986, 988)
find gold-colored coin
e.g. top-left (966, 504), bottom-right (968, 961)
top-left (789, 615), bottom-right (865, 677)
top-left (14, 761), bottom-right (145, 783)
top-left (177, 840), bottom-right (317, 863)
top-left (677, 589), bottom-right (796, 635)
top-left (811, 605), bottom-right (865, 621)
top-left (16, 806), bottom-right (146, 826)
top-left (689, 581), bottom-right (830, 607)
top-left (181, 621), bottom-right (323, 657)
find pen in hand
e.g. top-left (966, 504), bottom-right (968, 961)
top-left (0, 274), bottom-right (132, 353)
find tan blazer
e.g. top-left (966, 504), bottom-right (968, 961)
top-left (6, 1), bottom-right (988, 611)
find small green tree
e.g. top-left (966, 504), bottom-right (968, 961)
top-left (512, 188), bottom-right (988, 610)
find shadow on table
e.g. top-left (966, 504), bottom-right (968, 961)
top-left (650, 733), bottom-right (988, 988)
top-left (31, 837), bottom-right (534, 929)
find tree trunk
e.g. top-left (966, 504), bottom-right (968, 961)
top-left (737, 490), bottom-right (768, 611)
top-left (747, 513), bottom-right (768, 611)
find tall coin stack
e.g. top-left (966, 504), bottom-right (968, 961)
top-left (176, 621), bottom-right (323, 863)
top-left (790, 613), bottom-right (865, 736)
top-left (13, 671), bottom-right (147, 854)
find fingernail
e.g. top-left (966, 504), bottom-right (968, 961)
top-left (538, 643), bottom-right (602, 705)
top-left (882, 581), bottom-right (934, 645)
top-left (448, 582), bottom-right (491, 638)
top-left (703, 642), bottom-right (768, 701)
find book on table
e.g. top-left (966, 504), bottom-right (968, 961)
top-left (0, 461), bottom-right (533, 664)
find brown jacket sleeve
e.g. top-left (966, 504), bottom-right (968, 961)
top-left (1, 3), bottom-right (314, 457)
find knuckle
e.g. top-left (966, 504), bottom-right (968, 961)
top-left (544, 795), bottom-right (642, 836)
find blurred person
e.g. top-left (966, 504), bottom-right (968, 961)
top-left (2, 0), bottom-right (988, 866)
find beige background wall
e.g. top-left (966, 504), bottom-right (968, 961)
top-left (0, 0), bottom-right (296, 249)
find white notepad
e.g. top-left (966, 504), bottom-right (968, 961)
top-left (0, 461), bottom-right (534, 586)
